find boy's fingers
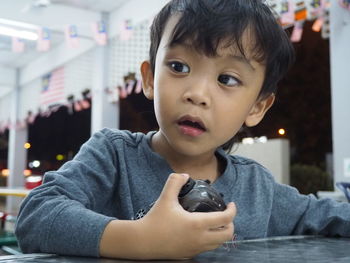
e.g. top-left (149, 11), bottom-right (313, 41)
top-left (226, 202), bottom-right (237, 217)
top-left (158, 173), bottom-right (190, 203)
top-left (205, 223), bottom-right (234, 245)
top-left (194, 202), bottom-right (237, 229)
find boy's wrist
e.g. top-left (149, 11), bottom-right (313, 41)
top-left (99, 219), bottom-right (151, 259)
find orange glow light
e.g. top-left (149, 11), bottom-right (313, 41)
top-left (278, 128), bottom-right (286, 136)
top-left (1, 169), bottom-right (10, 177)
top-left (24, 142), bottom-right (31, 149)
top-left (23, 169), bottom-right (32, 176)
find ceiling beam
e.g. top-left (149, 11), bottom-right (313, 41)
top-left (0, 66), bottom-right (16, 86)
top-left (0, 66), bottom-right (15, 97)
top-left (0, 0), bottom-right (103, 86)
top-left (0, 0), bottom-right (101, 29)
top-left (20, 38), bottom-right (95, 86)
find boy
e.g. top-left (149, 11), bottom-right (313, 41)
top-left (15, 0), bottom-right (350, 260)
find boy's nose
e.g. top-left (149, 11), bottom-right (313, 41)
top-left (182, 81), bottom-right (211, 108)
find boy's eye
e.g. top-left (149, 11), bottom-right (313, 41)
top-left (168, 61), bottom-right (190, 73)
top-left (218, 74), bottom-right (240, 87)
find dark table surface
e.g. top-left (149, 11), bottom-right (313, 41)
top-left (0, 236), bottom-right (349, 263)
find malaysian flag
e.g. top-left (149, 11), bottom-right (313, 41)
top-left (12, 37), bottom-right (25, 53)
top-left (280, 0), bottom-right (295, 26)
top-left (290, 21), bottom-right (304, 42)
top-left (91, 21), bottom-right (107, 46)
top-left (339, 0), bottom-right (350, 10)
top-left (40, 67), bottom-right (65, 106)
top-left (120, 20), bottom-right (133, 41)
top-left (37, 27), bottom-right (51, 52)
top-left (64, 24), bottom-right (79, 48)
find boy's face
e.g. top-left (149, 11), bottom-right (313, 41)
top-left (141, 15), bottom-right (274, 157)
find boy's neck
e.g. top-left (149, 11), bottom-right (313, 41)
top-left (151, 132), bottom-right (223, 183)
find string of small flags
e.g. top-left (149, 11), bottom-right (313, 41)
top-left (106, 72), bottom-right (143, 103)
top-left (339, 0), bottom-right (350, 10)
top-left (266, 0), bottom-right (332, 42)
top-left (11, 19), bottom-right (133, 54)
top-left (0, 90), bottom-right (92, 134)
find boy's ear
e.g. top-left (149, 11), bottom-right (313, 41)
top-left (244, 93), bottom-right (275, 127)
top-left (140, 60), bottom-right (154, 100)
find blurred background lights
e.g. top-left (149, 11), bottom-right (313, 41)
top-left (32, 160), bottom-right (40, 168)
top-left (24, 142), bottom-right (31, 149)
top-left (1, 169), bottom-right (9, 177)
top-left (242, 136), bottom-right (268, 145)
top-left (278, 128), bottom-right (286, 136)
top-left (242, 137), bottom-right (255, 145)
top-left (56, 154), bottom-right (65, 161)
top-left (23, 169), bottom-right (32, 176)
top-left (257, 136), bottom-right (268, 143)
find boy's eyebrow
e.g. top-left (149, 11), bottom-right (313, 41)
top-left (228, 55), bottom-right (256, 72)
top-left (167, 42), bottom-right (256, 71)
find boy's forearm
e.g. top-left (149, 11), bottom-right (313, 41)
top-left (99, 219), bottom-right (148, 259)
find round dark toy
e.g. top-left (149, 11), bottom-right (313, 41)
top-left (135, 177), bottom-right (226, 219)
top-left (179, 177), bottom-right (226, 212)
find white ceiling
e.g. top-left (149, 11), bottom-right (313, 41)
top-left (0, 0), bottom-right (130, 98)
top-left (51, 0), bottom-right (127, 12)
top-left (0, 0), bottom-right (128, 68)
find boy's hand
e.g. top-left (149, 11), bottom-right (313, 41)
top-left (136, 173), bottom-right (236, 260)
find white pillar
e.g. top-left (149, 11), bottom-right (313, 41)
top-left (91, 13), bottom-right (119, 134)
top-left (329, 4), bottom-right (350, 184)
top-left (6, 69), bottom-right (28, 214)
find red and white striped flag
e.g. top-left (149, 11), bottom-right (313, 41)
top-left (12, 37), bottom-right (25, 53)
top-left (40, 67), bottom-right (65, 106)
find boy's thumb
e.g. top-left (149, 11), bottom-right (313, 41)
top-left (159, 173), bottom-right (189, 203)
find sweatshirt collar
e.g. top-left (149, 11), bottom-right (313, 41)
top-left (142, 131), bottom-right (236, 189)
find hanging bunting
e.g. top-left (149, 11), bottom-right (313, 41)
top-left (266, 0), bottom-right (282, 19)
top-left (339, 0), bottom-right (350, 10)
top-left (307, 0), bottom-right (325, 19)
top-left (91, 21), bottom-right (107, 46)
top-left (37, 27), bottom-right (51, 52)
top-left (120, 20), bottom-right (133, 41)
top-left (64, 24), bottom-right (80, 48)
top-left (3, 1), bottom-right (333, 56)
top-left (26, 111), bottom-right (37, 124)
top-left (74, 101), bottom-right (82, 112)
top-left (126, 80), bottom-right (135, 95)
top-left (280, 0), bottom-right (295, 26)
top-left (1, 119), bottom-right (10, 132)
top-left (291, 21), bottom-right (304, 42)
top-left (15, 120), bottom-right (27, 130)
top-left (118, 85), bottom-right (128, 99)
top-left (80, 99), bottom-right (90, 109)
top-left (312, 17), bottom-right (324, 31)
top-left (124, 72), bottom-right (136, 95)
top-left (134, 79), bottom-right (143, 94)
top-left (0, 120), bottom-right (7, 134)
top-left (106, 86), bottom-right (120, 103)
top-left (321, 5), bottom-right (330, 39)
top-left (294, 0), bottom-right (308, 21)
top-left (12, 37), bottom-right (25, 53)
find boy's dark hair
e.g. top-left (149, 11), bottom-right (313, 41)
top-left (149, 0), bottom-right (295, 152)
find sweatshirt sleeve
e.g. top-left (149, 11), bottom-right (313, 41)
top-left (15, 129), bottom-right (119, 257)
top-left (268, 181), bottom-right (350, 237)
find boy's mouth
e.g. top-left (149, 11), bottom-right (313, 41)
top-left (177, 116), bottom-right (207, 136)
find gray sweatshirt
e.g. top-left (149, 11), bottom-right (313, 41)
top-left (15, 129), bottom-right (350, 257)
